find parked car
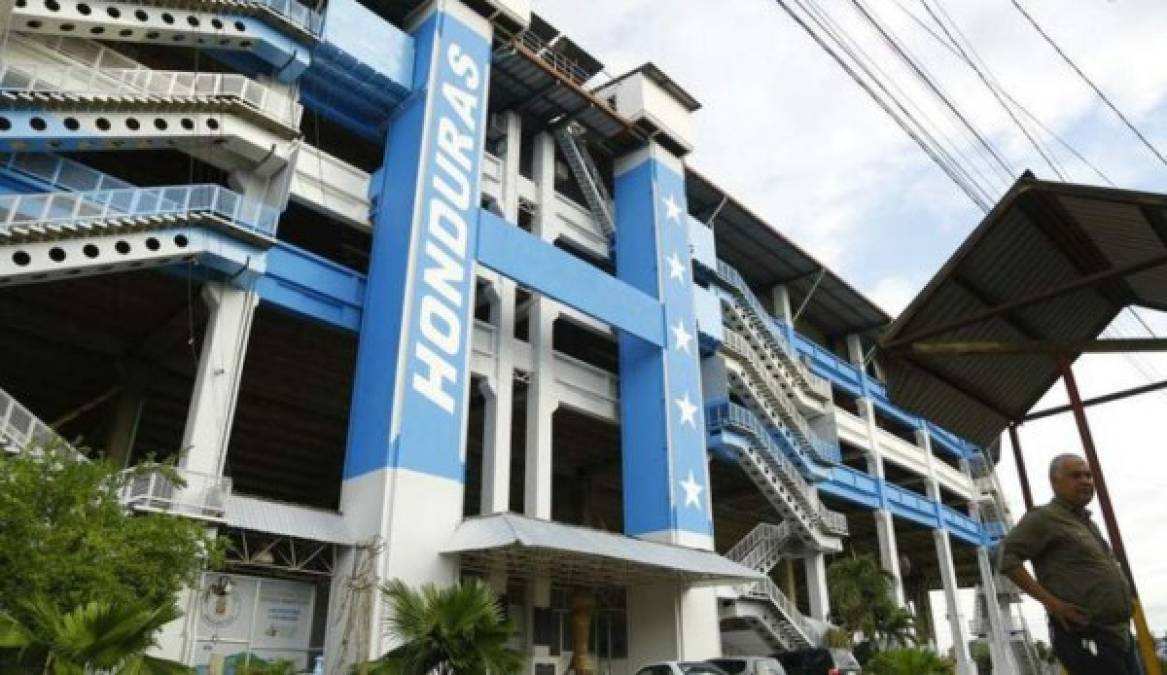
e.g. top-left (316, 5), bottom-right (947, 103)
top-left (708, 656), bottom-right (788, 674)
top-left (636, 662), bottom-right (730, 675)
top-left (775, 648), bottom-right (862, 675)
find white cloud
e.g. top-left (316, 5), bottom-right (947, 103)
top-left (868, 276), bottom-right (918, 316)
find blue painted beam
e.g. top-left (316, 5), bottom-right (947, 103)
top-left (255, 242), bottom-right (365, 332)
top-left (475, 209), bottom-right (665, 346)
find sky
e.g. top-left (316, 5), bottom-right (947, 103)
top-left (533, 0), bottom-right (1167, 651)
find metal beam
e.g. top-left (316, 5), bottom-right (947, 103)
top-left (882, 252), bottom-right (1167, 348)
top-left (1024, 378), bottom-right (1167, 422)
top-left (908, 337), bottom-right (1167, 356)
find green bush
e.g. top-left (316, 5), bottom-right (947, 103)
top-left (866, 647), bottom-right (955, 675)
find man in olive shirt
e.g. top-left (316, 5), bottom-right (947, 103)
top-left (998, 454), bottom-right (1138, 674)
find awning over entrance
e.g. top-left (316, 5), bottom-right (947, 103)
top-left (880, 175), bottom-right (1167, 449)
top-left (224, 495), bottom-right (355, 545)
top-left (444, 513), bottom-right (764, 587)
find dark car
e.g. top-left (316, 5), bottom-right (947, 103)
top-left (775, 648), bottom-right (861, 675)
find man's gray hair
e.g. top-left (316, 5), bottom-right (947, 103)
top-left (1049, 453), bottom-right (1084, 482)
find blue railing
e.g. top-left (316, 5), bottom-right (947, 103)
top-left (0, 185), bottom-right (280, 239)
top-left (884, 482), bottom-right (938, 528)
top-left (941, 504), bottom-right (986, 545)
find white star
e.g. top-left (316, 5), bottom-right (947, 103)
top-left (679, 469), bottom-right (704, 508)
top-left (662, 193), bottom-right (683, 223)
top-left (666, 252), bottom-right (686, 281)
top-left (671, 320), bottom-right (693, 354)
top-left (675, 392), bottom-right (698, 428)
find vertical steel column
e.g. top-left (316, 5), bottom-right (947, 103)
top-left (1007, 423), bottom-right (1034, 511)
top-left (1058, 357), bottom-right (1161, 675)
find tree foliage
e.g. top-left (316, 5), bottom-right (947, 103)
top-left (0, 442), bottom-right (221, 631)
top-left (866, 647), bottom-right (954, 675)
top-left (361, 579), bottom-right (523, 675)
top-left (0, 597), bottom-right (192, 674)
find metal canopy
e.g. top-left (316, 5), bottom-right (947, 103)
top-left (880, 174), bottom-right (1167, 448)
top-left (444, 513), bottom-right (764, 587)
top-left (224, 495), bottom-right (355, 545)
top-left (685, 169), bottom-right (890, 340)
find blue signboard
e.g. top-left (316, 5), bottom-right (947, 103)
top-left (344, 5), bottom-right (491, 481)
top-left (616, 148), bottom-right (714, 544)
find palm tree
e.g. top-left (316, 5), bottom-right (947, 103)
top-left (0, 597), bottom-right (191, 674)
top-left (827, 553), bottom-right (896, 639)
top-left (873, 606), bottom-right (918, 648)
top-left (866, 647), bottom-right (954, 675)
top-left (362, 579), bottom-right (523, 675)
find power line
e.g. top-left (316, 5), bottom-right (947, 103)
top-left (922, 0), bottom-right (1066, 180)
top-left (850, 0), bottom-right (1016, 185)
top-left (888, 0), bottom-right (1116, 186)
top-left (798, 0), bottom-right (999, 199)
top-left (770, 0), bottom-right (993, 211)
top-left (1008, 0), bottom-right (1167, 170)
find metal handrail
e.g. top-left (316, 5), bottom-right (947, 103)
top-left (741, 577), bottom-right (815, 647)
top-left (708, 402), bottom-right (849, 536)
top-left (120, 466), bottom-right (232, 520)
top-left (496, 25), bottom-right (594, 86)
top-left (725, 522), bottom-right (793, 574)
top-left (715, 260), bottom-right (832, 398)
top-left (0, 152), bottom-right (134, 193)
top-left (722, 329), bottom-right (837, 464)
top-left (0, 386), bottom-right (68, 453)
top-left (0, 63), bottom-right (301, 128)
top-left (0, 184), bottom-right (280, 237)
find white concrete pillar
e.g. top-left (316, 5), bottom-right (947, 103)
top-left (104, 369), bottom-right (146, 468)
top-left (975, 532), bottom-right (1020, 674)
top-left (179, 282), bottom-right (258, 477)
top-left (532, 131), bottom-right (557, 240)
top-left (770, 285), bottom-right (794, 324)
top-left (500, 111), bottom-right (522, 222)
top-left (524, 297), bottom-right (558, 520)
top-left (845, 334), bottom-right (865, 369)
top-left (935, 529), bottom-right (974, 675)
top-left (858, 398), bottom-right (905, 607)
top-left (627, 585), bottom-right (721, 667)
top-left (805, 553), bottom-right (831, 622)
top-left (480, 278), bottom-right (516, 515)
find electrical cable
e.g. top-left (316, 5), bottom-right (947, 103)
top-left (889, 0), bottom-right (1116, 186)
top-left (1008, 0), bottom-right (1167, 170)
top-left (771, 0), bottom-right (993, 211)
top-left (851, 0), bottom-right (1016, 185)
top-left (798, 0), bottom-right (997, 202)
top-left (922, 0), bottom-right (1066, 180)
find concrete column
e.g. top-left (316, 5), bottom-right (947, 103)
top-left (524, 296), bottom-right (558, 520)
top-left (480, 277), bottom-right (516, 515)
top-left (858, 398), bottom-right (905, 606)
top-left (935, 529), bottom-right (974, 675)
top-left (845, 334), bottom-right (864, 369)
top-left (532, 131), bottom-right (557, 239)
top-left (627, 585), bottom-right (721, 667)
top-left (104, 369), bottom-right (147, 468)
top-left (804, 553), bottom-right (831, 622)
top-left (500, 111), bottom-right (522, 222)
top-left (770, 284), bottom-right (794, 324)
top-left (782, 558), bottom-right (797, 603)
top-left (179, 282), bottom-right (258, 477)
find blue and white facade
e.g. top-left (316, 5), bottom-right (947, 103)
top-left (0, 1), bottom-right (1032, 673)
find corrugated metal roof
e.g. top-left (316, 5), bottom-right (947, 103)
top-left (685, 169), bottom-right (890, 340)
top-left (224, 495), bottom-right (354, 545)
top-left (881, 175), bottom-right (1167, 448)
top-left (444, 513), bottom-right (764, 587)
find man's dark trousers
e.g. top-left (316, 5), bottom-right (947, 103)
top-left (1050, 620), bottom-right (1141, 675)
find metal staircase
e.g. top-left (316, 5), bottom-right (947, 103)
top-left (720, 523), bottom-right (818, 652)
top-left (707, 402), bottom-right (848, 545)
top-left (721, 328), bottom-right (838, 468)
top-left (553, 124), bottom-right (614, 241)
top-left (0, 181), bottom-right (278, 283)
top-left (0, 385), bottom-right (71, 454)
top-left (709, 260), bottom-right (832, 407)
top-left (0, 60), bottom-right (301, 166)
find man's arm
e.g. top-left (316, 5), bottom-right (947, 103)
top-left (1003, 565), bottom-right (1088, 629)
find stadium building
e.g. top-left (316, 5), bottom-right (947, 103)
top-left (0, 0), bottom-right (1037, 672)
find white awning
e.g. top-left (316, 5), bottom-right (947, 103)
top-left (224, 495), bottom-right (355, 545)
top-left (443, 513), bottom-right (764, 587)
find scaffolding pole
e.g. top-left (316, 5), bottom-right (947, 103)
top-left (1058, 357), bottom-right (1162, 675)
